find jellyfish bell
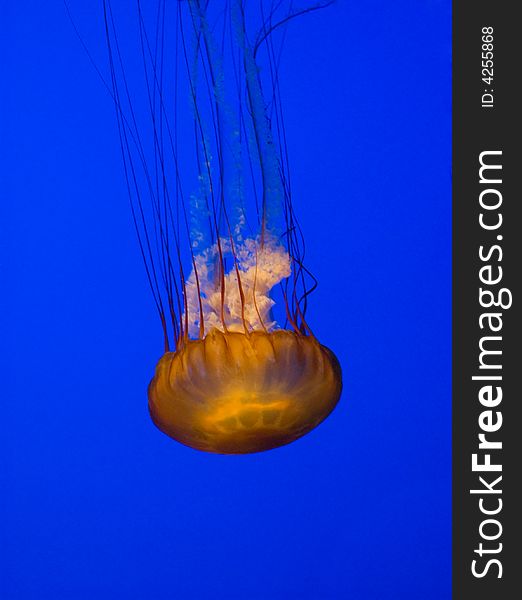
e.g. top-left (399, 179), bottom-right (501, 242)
top-left (149, 328), bottom-right (341, 454)
top-left (103, 0), bottom-right (342, 453)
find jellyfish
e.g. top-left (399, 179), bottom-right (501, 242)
top-left (103, 0), bottom-right (342, 453)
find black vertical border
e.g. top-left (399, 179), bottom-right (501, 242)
top-left (453, 2), bottom-right (521, 598)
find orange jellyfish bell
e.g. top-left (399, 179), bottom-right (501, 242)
top-left (148, 329), bottom-right (342, 454)
top-left (104, 0), bottom-right (342, 453)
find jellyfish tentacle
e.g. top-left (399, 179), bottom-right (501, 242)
top-left (253, 1), bottom-right (336, 59)
top-left (189, 0), bottom-right (256, 336)
top-left (231, 0), bottom-right (285, 245)
top-left (104, 0), bottom-right (175, 348)
top-left (179, 6), bottom-right (231, 335)
top-left (137, 0), bottom-right (194, 348)
top-left (251, 244), bottom-right (269, 334)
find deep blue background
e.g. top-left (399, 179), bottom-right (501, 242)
top-left (1, 1), bottom-right (451, 598)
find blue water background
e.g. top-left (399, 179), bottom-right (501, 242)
top-left (1, 1), bottom-right (451, 598)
